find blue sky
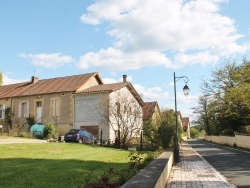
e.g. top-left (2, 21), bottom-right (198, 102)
top-left (1, 0), bottom-right (250, 123)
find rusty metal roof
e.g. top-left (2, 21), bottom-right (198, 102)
top-left (0, 72), bottom-right (102, 98)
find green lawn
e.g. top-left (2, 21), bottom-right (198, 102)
top-left (0, 142), bottom-right (136, 188)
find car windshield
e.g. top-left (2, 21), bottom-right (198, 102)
top-left (67, 129), bottom-right (79, 134)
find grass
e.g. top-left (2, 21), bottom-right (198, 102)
top-left (0, 142), bottom-right (140, 188)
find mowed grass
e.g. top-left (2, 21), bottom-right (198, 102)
top-left (0, 142), bottom-right (135, 188)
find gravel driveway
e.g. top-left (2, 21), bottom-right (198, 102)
top-left (0, 137), bottom-right (47, 144)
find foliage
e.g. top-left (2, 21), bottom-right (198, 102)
top-left (190, 127), bottom-right (200, 138)
top-left (143, 118), bottom-right (160, 146)
top-left (26, 116), bottom-right (36, 130)
top-left (79, 152), bottom-right (157, 188)
top-left (193, 58), bottom-right (250, 136)
top-left (98, 91), bottom-right (143, 148)
top-left (43, 122), bottom-right (55, 138)
top-left (4, 107), bottom-right (12, 128)
top-left (0, 71), bottom-right (2, 86)
top-left (156, 109), bottom-right (182, 149)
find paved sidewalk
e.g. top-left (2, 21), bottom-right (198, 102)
top-left (166, 142), bottom-right (235, 188)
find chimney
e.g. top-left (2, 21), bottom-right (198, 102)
top-left (31, 76), bottom-right (39, 84)
top-left (123, 75), bottom-right (127, 83)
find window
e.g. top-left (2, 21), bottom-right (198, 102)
top-left (0, 104), bottom-right (5, 119)
top-left (36, 101), bottom-right (42, 107)
top-left (51, 99), bottom-right (60, 117)
top-left (116, 102), bottom-right (120, 114)
top-left (18, 102), bottom-right (29, 118)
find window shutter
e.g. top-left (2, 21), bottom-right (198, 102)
top-left (18, 103), bottom-right (21, 118)
top-left (2, 104), bottom-right (5, 118)
top-left (27, 102), bottom-right (29, 117)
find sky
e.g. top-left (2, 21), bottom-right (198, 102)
top-left (0, 0), bottom-right (250, 123)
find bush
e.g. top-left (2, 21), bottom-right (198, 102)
top-left (26, 116), bottom-right (36, 130)
top-left (43, 123), bottom-right (55, 138)
top-left (190, 127), bottom-right (200, 138)
top-left (221, 129), bottom-right (235, 136)
top-left (238, 126), bottom-right (247, 133)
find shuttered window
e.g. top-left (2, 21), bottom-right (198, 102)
top-left (51, 99), bottom-right (60, 117)
top-left (0, 104), bottom-right (5, 119)
top-left (18, 102), bottom-right (29, 118)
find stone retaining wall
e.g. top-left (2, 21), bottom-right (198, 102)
top-left (204, 134), bottom-right (250, 149)
top-left (121, 150), bottom-right (173, 188)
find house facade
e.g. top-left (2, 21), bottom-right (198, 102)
top-left (143, 101), bottom-right (161, 125)
top-left (74, 78), bottom-right (144, 143)
top-left (182, 117), bottom-right (191, 139)
top-left (0, 73), bottom-right (144, 142)
top-left (0, 72), bottom-right (103, 135)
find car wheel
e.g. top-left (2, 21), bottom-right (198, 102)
top-left (78, 139), bottom-right (83, 143)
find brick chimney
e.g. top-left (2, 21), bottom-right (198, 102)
top-left (31, 76), bottom-right (39, 84)
top-left (123, 75), bottom-right (127, 83)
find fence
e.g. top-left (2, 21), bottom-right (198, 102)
top-left (204, 133), bottom-right (250, 149)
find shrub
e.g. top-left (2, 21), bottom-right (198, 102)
top-left (26, 116), bottom-right (36, 130)
top-left (43, 123), bottom-right (55, 138)
top-left (238, 126), bottom-right (247, 133)
top-left (221, 129), bottom-right (235, 136)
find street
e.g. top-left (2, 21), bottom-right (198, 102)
top-left (188, 139), bottom-right (250, 188)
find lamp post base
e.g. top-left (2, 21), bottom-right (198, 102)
top-left (174, 147), bottom-right (181, 163)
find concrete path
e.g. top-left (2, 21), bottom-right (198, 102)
top-left (0, 137), bottom-right (47, 144)
top-left (166, 142), bottom-right (236, 188)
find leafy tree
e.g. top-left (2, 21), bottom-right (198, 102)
top-left (99, 90), bottom-right (143, 148)
top-left (190, 127), bottom-right (200, 138)
top-left (195, 58), bottom-right (250, 135)
top-left (156, 109), bottom-right (182, 149)
top-left (0, 71), bottom-right (2, 86)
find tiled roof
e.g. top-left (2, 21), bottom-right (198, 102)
top-left (182, 117), bottom-right (190, 127)
top-left (143, 101), bottom-right (158, 121)
top-left (0, 72), bottom-right (102, 98)
top-left (76, 82), bottom-right (145, 106)
top-left (76, 82), bottom-right (128, 93)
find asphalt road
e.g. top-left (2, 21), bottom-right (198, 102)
top-left (188, 139), bottom-right (250, 188)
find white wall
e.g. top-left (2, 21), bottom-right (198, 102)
top-left (74, 93), bottom-right (110, 140)
top-left (109, 87), bottom-right (143, 142)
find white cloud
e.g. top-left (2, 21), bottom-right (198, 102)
top-left (19, 53), bottom-right (74, 68)
top-left (2, 74), bottom-right (27, 85)
top-left (78, 0), bottom-right (248, 71)
top-left (103, 75), bottom-right (132, 84)
top-left (133, 84), bottom-right (167, 102)
top-left (77, 48), bottom-right (171, 71)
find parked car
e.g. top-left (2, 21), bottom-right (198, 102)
top-left (64, 129), bottom-right (95, 144)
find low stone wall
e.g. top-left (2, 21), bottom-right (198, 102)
top-left (204, 134), bottom-right (250, 149)
top-left (121, 150), bottom-right (173, 188)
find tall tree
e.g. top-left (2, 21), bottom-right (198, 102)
top-left (196, 58), bottom-right (250, 135)
top-left (99, 90), bottom-right (143, 148)
top-left (0, 71), bottom-right (2, 86)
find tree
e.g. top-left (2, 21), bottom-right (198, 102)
top-left (0, 71), bottom-right (2, 86)
top-left (156, 109), bottom-right (182, 149)
top-left (195, 58), bottom-right (250, 135)
top-left (99, 90), bottom-right (143, 148)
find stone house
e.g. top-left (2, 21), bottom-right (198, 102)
top-left (182, 117), bottom-right (190, 139)
top-left (0, 73), bottom-right (144, 142)
top-left (0, 72), bottom-right (103, 135)
top-left (143, 101), bottom-right (161, 126)
top-left (74, 76), bottom-right (144, 143)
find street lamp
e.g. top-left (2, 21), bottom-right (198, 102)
top-left (174, 72), bottom-right (190, 163)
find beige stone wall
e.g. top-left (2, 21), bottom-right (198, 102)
top-left (2, 92), bottom-right (74, 135)
top-left (0, 98), bottom-right (12, 128)
top-left (204, 135), bottom-right (250, 149)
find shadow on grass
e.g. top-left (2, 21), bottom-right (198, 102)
top-left (0, 158), bottom-right (129, 188)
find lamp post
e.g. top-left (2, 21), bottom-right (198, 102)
top-left (174, 72), bottom-right (190, 163)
